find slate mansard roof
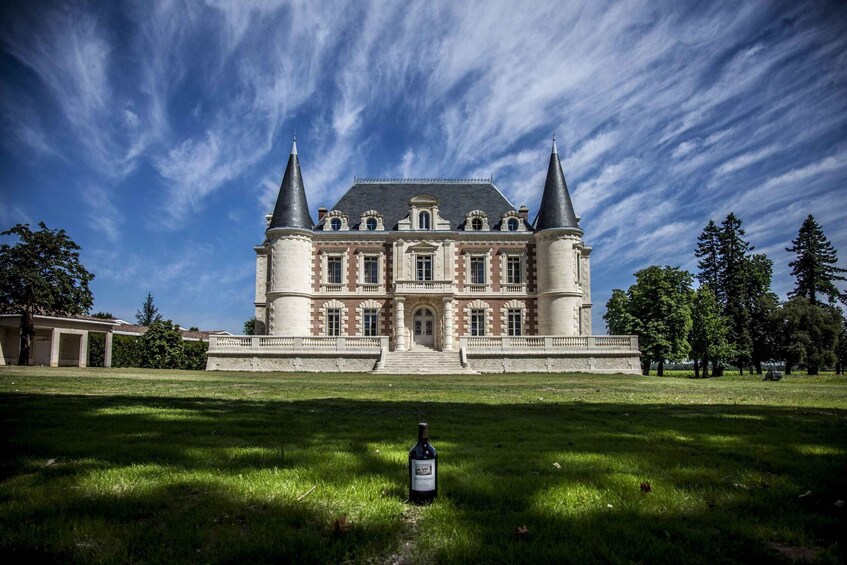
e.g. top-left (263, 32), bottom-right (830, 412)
top-left (320, 180), bottom-right (517, 231)
top-left (266, 138), bottom-right (581, 233)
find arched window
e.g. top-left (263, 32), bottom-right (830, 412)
top-left (471, 218), bottom-right (483, 231)
top-left (330, 218), bottom-right (342, 231)
top-left (418, 211), bottom-right (431, 230)
top-left (507, 218), bottom-right (519, 232)
top-left (366, 217), bottom-right (377, 231)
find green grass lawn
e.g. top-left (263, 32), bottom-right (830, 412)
top-left (1, 367), bottom-right (845, 563)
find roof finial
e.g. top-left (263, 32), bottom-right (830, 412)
top-left (551, 135), bottom-right (558, 155)
top-left (291, 134), bottom-right (298, 156)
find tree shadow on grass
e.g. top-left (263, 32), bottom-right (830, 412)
top-left (1, 393), bottom-right (846, 563)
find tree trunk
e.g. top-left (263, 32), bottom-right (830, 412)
top-left (641, 358), bottom-right (651, 376)
top-left (17, 308), bottom-right (34, 366)
top-left (713, 364), bottom-right (724, 377)
top-left (785, 363), bottom-right (792, 375)
top-left (755, 360), bottom-right (762, 375)
top-left (693, 358), bottom-right (700, 379)
top-left (703, 356), bottom-right (710, 378)
top-left (808, 364), bottom-right (819, 376)
top-left (657, 359), bottom-right (665, 377)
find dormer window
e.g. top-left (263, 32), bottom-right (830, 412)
top-left (464, 210), bottom-right (489, 231)
top-left (359, 210), bottom-right (384, 231)
top-left (419, 211), bottom-right (431, 230)
top-left (324, 210), bottom-right (349, 231)
top-left (499, 210), bottom-right (526, 232)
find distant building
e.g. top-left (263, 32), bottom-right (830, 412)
top-left (0, 314), bottom-right (117, 367)
top-left (206, 139), bottom-right (639, 373)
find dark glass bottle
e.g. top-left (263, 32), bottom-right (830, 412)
top-left (408, 422), bottom-right (437, 504)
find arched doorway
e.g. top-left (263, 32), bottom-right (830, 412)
top-left (412, 307), bottom-right (435, 348)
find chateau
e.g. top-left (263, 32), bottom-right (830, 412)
top-left (205, 139), bottom-right (640, 373)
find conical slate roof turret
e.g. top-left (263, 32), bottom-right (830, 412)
top-left (533, 138), bottom-right (580, 232)
top-left (269, 138), bottom-right (313, 230)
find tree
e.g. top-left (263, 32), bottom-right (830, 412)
top-left (136, 292), bottom-right (162, 326)
top-left (0, 222), bottom-right (94, 365)
top-left (787, 215), bottom-right (847, 306)
top-left (244, 317), bottom-right (257, 336)
top-left (605, 266), bottom-right (693, 376)
top-left (719, 213), bottom-right (753, 373)
top-left (836, 313), bottom-right (847, 376)
top-left (745, 254), bottom-right (779, 374)
top-left (689, 287), bottom-right (732, 378)
top-left (779, 298), bottom-right (841, 375)
top-left (92, 311), bottom-right (114, 319)
top-left (137, 320), bottom-right (185, 369)
top-left (695, 220), bottom-right (722, 297)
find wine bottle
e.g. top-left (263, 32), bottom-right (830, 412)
top-left (408, 422), bottom-right (437, 504)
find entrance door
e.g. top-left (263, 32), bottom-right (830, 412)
top-left (413, 308), bottom-right (435, 348)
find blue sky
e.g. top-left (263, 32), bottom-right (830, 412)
top-left (1, 0), bottom-right (846, 333)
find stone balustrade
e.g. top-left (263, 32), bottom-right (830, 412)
top-left (460, 335), bottom-right (639, 352)
top-left (394, 280), bottom-right (456, 293)
top-left (209, 335), bottom-right (388, 352)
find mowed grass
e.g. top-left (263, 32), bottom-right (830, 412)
top-left (1, 368), bottom-right (846, 563)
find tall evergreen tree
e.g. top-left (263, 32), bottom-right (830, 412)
top-left (695, 220), bottom-right (722, 296)
top-left (719, 213), bottom-right (753, 373)
top-left (0, 222), bottom-right (94, 365)
top-left (136, 292), bottom-right (162, 326)
top-left (786, 215), bottom-right (847, 306)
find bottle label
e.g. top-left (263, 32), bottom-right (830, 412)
top-left (411, 459), bottom-right (436, 491)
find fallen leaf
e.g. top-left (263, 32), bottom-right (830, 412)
top-left (45, 458), bottom-right (56, 467)
top-left (333, 515), bottom-right (350, 534)
top-left (798, 490), bottom-right (812, 499)
top-left (553, 462), bottom-right (561, 469)
top-left (514, 525), bottom-right (529, 538)
top-left (640, 481), bottom-right (652, 493)
top-left (607, 503), bottom-right (613, 508)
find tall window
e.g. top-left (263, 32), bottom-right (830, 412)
top-left (507, 218), bottom-right (519, 231)
top-left (326, 309), bottom-right (341, 336)
top-left (363, 308), bottom-right (378, 336)
top-left (470, 309), bottom-right (485, 336)
top-left (507, 257), bottom-right (522, 284)
top-left (508, 309), bottom-right (522, 336)
top-left (470, 257), bottom-right (486, 284)
top-left (327, 257), bottom-right (343, 284)
top-left (418, 211), bottom-right (431, 230)
top-left (416, 255), bottom-right (433, 281)
top-left (364, 256), bottom-right (379, 284)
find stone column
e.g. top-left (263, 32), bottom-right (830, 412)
top-left (104, 332), bottom-right (113, 368)
top-left (442, 297), bottom-right (454, 351)
top-left (395, 297), bottom-right (406, 351)
top-left (79, 331), bottom-right (89, 368)
top-left (49, 328), bottom-right (60, 367)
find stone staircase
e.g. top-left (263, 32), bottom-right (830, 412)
top-left (373, 347), bottom-right (478, 375)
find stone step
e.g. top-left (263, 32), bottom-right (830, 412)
top-left (373, 349), bottom-right (477, 375)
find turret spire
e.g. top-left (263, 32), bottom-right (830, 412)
top-left (533, 137), bottom-right (580, 232)
top-left (269, 138), bottom-right (313, 230)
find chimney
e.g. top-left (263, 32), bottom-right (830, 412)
top-left (318, 207), bottom-right (328, 221)
top-left (518, 205), bottom-right (529, 223)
